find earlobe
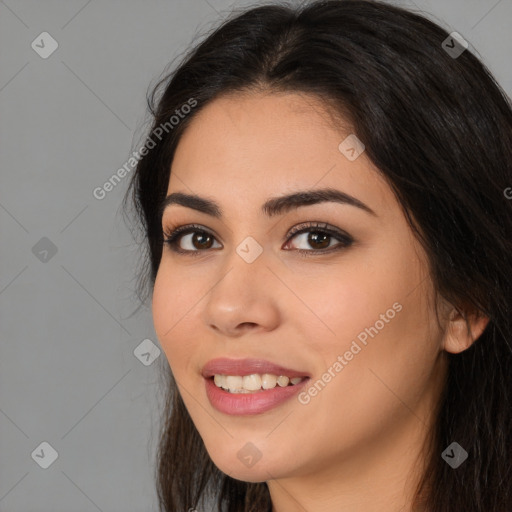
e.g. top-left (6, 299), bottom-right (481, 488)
top-left (442, 307), bottom-right (490, 354)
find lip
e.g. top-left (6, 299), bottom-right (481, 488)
top-left (201, 357), bottom-right (311, 379)
top-left (202, 357), bottom-right (311, 415)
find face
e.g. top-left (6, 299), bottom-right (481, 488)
top-left (152, 91), bottom-right (449, 485)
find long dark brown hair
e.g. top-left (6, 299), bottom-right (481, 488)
top-left (122, 1), bottom-right (512, 510)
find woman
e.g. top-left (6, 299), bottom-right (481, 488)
top-left (123, 0), bottom-right (512, 510)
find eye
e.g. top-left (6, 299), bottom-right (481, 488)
top-left (283, 222), bottom-right (353, 257)
top-left (162, 221), bottom-right (353, 257)
top-left (162, 224), bottom-right (221, 256)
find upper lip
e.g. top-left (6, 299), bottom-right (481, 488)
top-left (201, 358), bottom-right (311, 379)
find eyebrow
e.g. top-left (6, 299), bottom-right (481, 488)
top-left (159, 187), bottom-right (377, 220)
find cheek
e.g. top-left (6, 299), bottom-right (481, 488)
top-left (151, 266), bottom-right (201, 374)
top-left (295, 244), bottom-right (438, 398)
top-left (152, 269), bottom-right (173, 347)
top-left (290, 262), bottom-right (400, 363)
top-left (292, 288), bottom-right (439, 460)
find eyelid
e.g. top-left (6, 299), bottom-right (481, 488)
top-left (162, 222), bottom-right (218, 240)
top-left (286, 221), bottom-right (351, 240)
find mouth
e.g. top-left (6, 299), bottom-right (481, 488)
top-left (202, 357), bottom-right (311, 415)
top-left (210, 373), bottom-right (307, 393)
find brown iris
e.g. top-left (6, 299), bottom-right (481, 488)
top-left (307, 232), bottom-right (330, 250)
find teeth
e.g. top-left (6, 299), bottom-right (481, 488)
top-left (225, 375), bottom-right (243, 391)
top-left (243, 374), bottom-right (262, 391)
top-left (212, 373), bottom-right (305, 393)
top-left (277, 375), bottom-right (289, 387)
top-left (261, 373), bottom-right (277, 389)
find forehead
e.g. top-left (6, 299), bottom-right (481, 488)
top-left (167, 91), bottom-right (392, 215)
top-left (172, 91), bottom-right (346, 167)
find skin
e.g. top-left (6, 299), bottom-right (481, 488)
top-left (152, 91), bottom-right (489, 512)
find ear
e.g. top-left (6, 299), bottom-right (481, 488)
top-left (442, 306), bottom-right (490, 354)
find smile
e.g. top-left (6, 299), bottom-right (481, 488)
top-left (202, 358), bottom-right (311, 415)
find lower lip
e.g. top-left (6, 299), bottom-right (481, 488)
top-left (204, 377), bottom-right (309, 415)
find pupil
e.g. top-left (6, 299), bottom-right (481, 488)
top-left (194, 232), bottom-right (212, 249)
top-left (309, 232), bottom-right (329, 249)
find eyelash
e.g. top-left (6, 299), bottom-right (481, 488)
top-left (162, 221), bottom-right (353, 258)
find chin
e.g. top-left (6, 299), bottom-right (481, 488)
top-left (206, 446), bottom-right (291, 483)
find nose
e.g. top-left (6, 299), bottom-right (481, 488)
top-left (201, 248), bottom-right (281, 338)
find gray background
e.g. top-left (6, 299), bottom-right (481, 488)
top-left (0, 0), bottom-right (510, 511)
